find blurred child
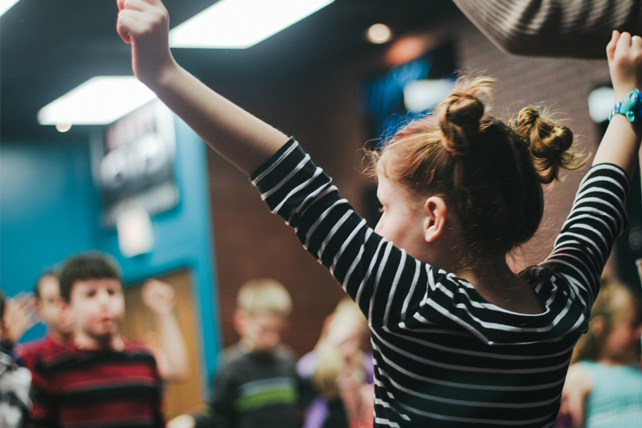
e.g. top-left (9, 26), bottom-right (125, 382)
top-left (168, 279), bottom-right (303, 428)
top-left (20, 270), bottom-right (188, 383)
top-left (559, 278), bottom-right (642, 428)
top-left (117, 2), bottom-right (642, 425)
top-left (297, 298), bottom-right (373, 428)
top-left (0, 289), bottom-right (31, 428)
top-left (18, 271), bottom-right (72, 371)
top-left (28, 252), bottom-right (165, 428)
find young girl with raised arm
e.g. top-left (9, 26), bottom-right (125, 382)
top-left (559, 277), bottom-right (642, 428)
top-left (116, 1), bottom-right (642, 425)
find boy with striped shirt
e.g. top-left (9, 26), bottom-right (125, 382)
top-left (28, 253), bottom-right (165, 428)
top-left (169, 279), bottom-right (305, 428)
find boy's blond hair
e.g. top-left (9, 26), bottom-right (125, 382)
top-left (236, 279), bottom-right (292, 317)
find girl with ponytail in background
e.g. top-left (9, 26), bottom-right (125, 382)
top-left (559, 277), bottom-right (642, 428)
top-left (116, 1), bottom-right (642, 425)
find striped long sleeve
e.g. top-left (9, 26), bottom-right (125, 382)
top-left (251, 139), bottom-right (629, 427)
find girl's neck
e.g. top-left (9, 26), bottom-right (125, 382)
top-left (597, 351), bottom-right (638, 367)
top-left (454, 257), bottom-right (544, 315)
top-left (597, 357), bottom-right (629, 366)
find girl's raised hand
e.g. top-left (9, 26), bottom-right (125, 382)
top-left (594, 31), bottom-right (642, 176)
top-left (114, 0), bottom-right (288, 175)
top-left (606, 31), bottom-right (642, 100)
top-left (116, 0), bottom-right (175, 87)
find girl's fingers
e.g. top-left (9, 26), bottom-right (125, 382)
top-left (122, 0), bottom-right (154, 13)
top-left (116, 13), bottom-right (134, 43)
top-left (121, 0), bottom-right (168, 17)
top-left (606, 30), bottom-right (620, 61)
top-left (632, 35), bottom-right (642, 53)
top-left (615, 31), bottom-right (632, 57)
top-left (117, 9), bottom-right (152, 41)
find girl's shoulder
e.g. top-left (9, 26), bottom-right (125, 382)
top-left (519, 264), bottom-right (582, 307)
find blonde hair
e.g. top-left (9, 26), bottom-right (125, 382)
top-left (312, 298), bottom-right (368, 398)
top-left (571, 277), bottom-right (642, 363)
top-left (236, 279), bottom-right (292, 317)
top-left (371, 76), bottom-right (585, 260)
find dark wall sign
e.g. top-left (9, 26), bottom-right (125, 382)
top-left (92, 100), bottom-right (179, 228)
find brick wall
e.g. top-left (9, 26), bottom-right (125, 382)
top-left (206, 15), bottom-right (614, 357)
top-left (207, 70), bottom-right (371, 356)
top-left (453, 18), bottom-right (612, 270)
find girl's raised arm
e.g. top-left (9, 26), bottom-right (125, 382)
top-left (116, 0), bottom-right (289, 175)
top-left (593, 31), bottom-right (642, 178)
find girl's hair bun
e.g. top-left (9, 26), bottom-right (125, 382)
top-left (516, 107), bottom-right (584, 183)
top-left (437, 77), bottom-right (495, 156)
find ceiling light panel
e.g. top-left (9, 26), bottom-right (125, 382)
top-left (0, 0), bottom-right (19, 17)
top-left (169, 0), bottom-right (335, 49)
top-left (38, 76), bottom-right (157, 126)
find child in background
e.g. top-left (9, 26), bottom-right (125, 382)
top-left (117, 2), bottom-right (642, 425)
top-left (559, 278), bottom-right (642, 428)
top-left (297, 298), bottom-right (373, 428)
top-left (18, 271), bottom-right (72, 371)
top-left (20, 269), bottom-right (188, 382)
top-left (29, 252), bottom-right (165, 428)
top-left (0, 289), bottom-right (31, 428)
top-left (168, 279), bottom-right (304, 428)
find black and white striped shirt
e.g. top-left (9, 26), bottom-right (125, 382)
top-left (251, 138), bottom-right (629, 427)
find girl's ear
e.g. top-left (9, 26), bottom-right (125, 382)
top-left (590, 315), bottom-right (606, 337)
top-left (423, 196), bottom-right (448, 243)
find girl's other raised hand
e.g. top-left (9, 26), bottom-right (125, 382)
top-left (606, 31), bottom-right (642, 100)
top-left (593, 31), bottom-right (642, 176)
top-left (116, 0), bottom-right (175, 87)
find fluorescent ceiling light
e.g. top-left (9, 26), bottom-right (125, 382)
top-left (404, 79), bottom-right (454, 113)
top-left (0, 0), bottom-right (20, 17)
top-left (169, 0), bottom-right (334, 49)
top-left (38, 76), bottom-right (157, 126)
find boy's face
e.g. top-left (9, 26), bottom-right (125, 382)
top-left (37, 276), bottom-right (72, 337)
top-left (236, 310), bottom-right (286, 354)
top-left (68, 278), bottom-right (125, 345)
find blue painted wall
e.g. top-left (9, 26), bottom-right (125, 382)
top-left (0, 116), bottom-right (220, 396)
top-left (94, 117), bottom-right (221, 394)
top-left (1, 139), bottom-right (99, 341)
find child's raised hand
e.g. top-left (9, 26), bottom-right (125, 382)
top-left (116, 0), bottom-right (174, 86)
top-left (141, 279), bottom-right (176, 316)
top-left (606, 31), bottom-right (642, 100)
top-left (3, 294), bottom-right (36, 343)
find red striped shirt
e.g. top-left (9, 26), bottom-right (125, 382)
top-left (28, 340), bottom-right (165, 428)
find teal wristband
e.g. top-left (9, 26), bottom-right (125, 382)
top-left (609, 89), bottom-right (642, 123)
